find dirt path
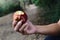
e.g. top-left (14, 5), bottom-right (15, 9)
top-left (0, 5), bottom-right (46, 40)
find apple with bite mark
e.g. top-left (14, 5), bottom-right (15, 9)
top-left (13, 11), bottom-right (28, 25)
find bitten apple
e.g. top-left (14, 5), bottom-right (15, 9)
top-left (13, 11), bottom-right (28, 24)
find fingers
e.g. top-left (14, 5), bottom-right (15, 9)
top-left (13, 13), bottom-right (21, 28)
top-left (14, 20), bottom-right (23, 31)
top-left (13, 19), bottom-right (34, 35)
top-left (19, 23), bottom-right (27, 32)
top-left (19, 22), bottom-right (31, 35)
top-left (23, 25), bottom-right (29, 35)
top-left (12, 20), bottom-right (18, 27)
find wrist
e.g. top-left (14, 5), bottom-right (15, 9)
top-left (35, 25), bottom-right (40, 34)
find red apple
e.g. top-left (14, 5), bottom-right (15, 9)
top-left (13, 11), bottom-right (28, 24)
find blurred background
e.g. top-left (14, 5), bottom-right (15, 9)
top-left (0, 0), bottom-right (60, 40)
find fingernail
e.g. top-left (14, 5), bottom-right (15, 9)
top-left (14, 28), bottom-right (17, 31)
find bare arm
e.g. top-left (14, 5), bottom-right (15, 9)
top-left (13, 18), bottom-right (60, 35)
top-left (36, 20), bottom-right (60, 35)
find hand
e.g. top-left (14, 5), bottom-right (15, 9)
top-left (12, 20), bottom-right (37, 35)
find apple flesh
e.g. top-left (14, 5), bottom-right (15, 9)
top-left (13, 11), bottom-right (27, 24)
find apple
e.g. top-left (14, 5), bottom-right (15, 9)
top-left (13, 11), bottom-right (28, 24)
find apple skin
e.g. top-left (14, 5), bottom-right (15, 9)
top-left (13, 11), bottom-right (28, 24)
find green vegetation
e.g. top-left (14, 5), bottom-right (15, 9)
top-left (0, 0), bottom-right (22, 17)
top-left (32, 0), bottom-right (60, 24)
top-left (0, 0), bottom-right (60, 24)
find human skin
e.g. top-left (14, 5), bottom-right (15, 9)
top-left (12, 11), bottom-right (60, 35)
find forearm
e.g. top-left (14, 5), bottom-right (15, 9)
top-left (35, 23), bottom-right (60, 35)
